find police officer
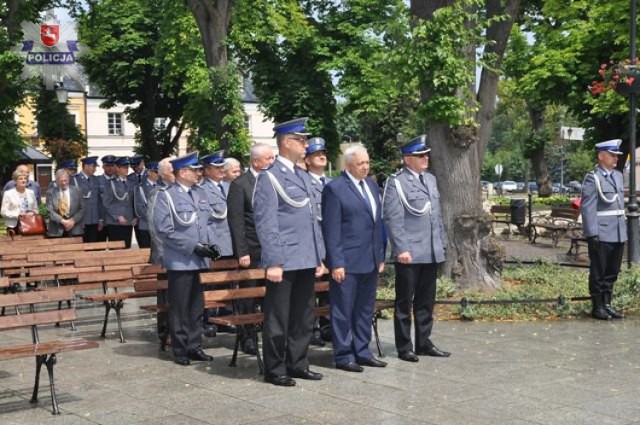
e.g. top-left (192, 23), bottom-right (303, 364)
top-left (128, 154), bottom-right (147, 184)
top-left (73, 156), bottom-right (101, 242)
top-left (253, 117), bottom-right (325, 386)
top-left (132, 161), bottom-right (157, 248)
top-left (96, 155), bottom-right (117, 242)
top-left (153, 152), bottom-right (217, 365)
top-left (581, 139), bottom-right (627, 320)
top-left (304, 137), bottom-right (331, 347)
top-left (102, 157), bottom-right (136, 248)
top-left (383, 135), bottom-right (450, 362)
top-left (201, 151), bottom-right (233, 257)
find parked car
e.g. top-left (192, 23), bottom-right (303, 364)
top-left (569, 181), bottom-right (582, 193)
top-left (528, 181), bottom-right (538, 192)
top-left (501, 180), bottom-right (518, 192)
top-left (516, 182), bottom-right (525, 192)
top-left (481, 180), bottom-right (489, 189)
top-left (552, 183), bottom-right (570, 193)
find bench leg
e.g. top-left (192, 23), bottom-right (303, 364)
top-left (254, 328), bottom-right (264, 375)
top-left (113, 300), bottom-right (126, 343)
top-left (228, 331), bottom-right (241, 367)
top-left (100, 301), bottom-right (112, 338)
top-left (372, 311), bottom-right (384, 358)
top-left (45, 354), bottom-right (60, 415)
top-left (30, 354), bottom-right (46, 405)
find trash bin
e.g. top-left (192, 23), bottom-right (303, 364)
top-left (510, 199), bottom-right (526, 225)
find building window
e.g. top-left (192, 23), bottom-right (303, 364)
top-left (108, 113), bottom-right (123, 135)
top-left (244, 114), bottom-right (251, 132)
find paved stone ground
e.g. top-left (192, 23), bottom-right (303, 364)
top-left (3, 240), bottom-right (640, 425)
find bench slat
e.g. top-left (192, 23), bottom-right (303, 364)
top-left (0, 289), bottom-right (74, 307)
top-left (0, 309), bottom-right (77, 330)
top-left (199, 269), bottom-right (266, 285)
top-left (0, 338), bottom-right (98, 361)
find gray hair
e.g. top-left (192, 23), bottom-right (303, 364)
top-left (250, 143), bottom-right (272, 160)
top-left (223, 157), bottom-right (240, 170)
top-left (12, 170), bottom-right (28, 181)
top-left (158, 157), bottom-right (174, 175)
top-left (343, 145), bottom-right (368, 165)
top-left (55, 169), bottom-right (67, 179)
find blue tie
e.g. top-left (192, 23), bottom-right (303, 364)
top-left (359, 180), bottom-right (373, 214)
top-left (320, 176), bottom-right (326, 186)
top-left (218, 183), bottom-right (226, 198)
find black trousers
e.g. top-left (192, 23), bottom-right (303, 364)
top-left (107, 225), bottom-right (133, 248)
top-left (83, 224), bottom-right (99, 243)
top-left (167, 270), bottom-right (205, 357)
top-left (157, 272), bottom-right (168, 339)
top-left (263, 268), bottom-right (315, 377)
top-left (135, 226), bottom-right (151, 248)
top-left (394, 262), bottom-right (439, 353)
top-left (588, 241), bottom-right (624, 296)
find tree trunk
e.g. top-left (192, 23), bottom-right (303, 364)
top-left (527, 105), bottom-right (552, 196)
top-left (412, 0), bottom-right (521, 290)
top-left (185, 0), bottom-right (234, 149)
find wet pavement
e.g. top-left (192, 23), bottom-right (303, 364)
top-left (2, 240), bottom-right (640, 424)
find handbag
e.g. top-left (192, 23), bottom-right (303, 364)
top-left (18, 211), bottom-right (47, 236)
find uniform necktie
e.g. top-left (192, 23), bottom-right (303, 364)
top-left (359, 180), bottom-right (373, 214)
top-left (58, 191), bottom-right (69, 217)
top-left (419, 174), bottom-right (426, 187)
top-left (320, 176), bottom-right (326, 186)
top-left (187, 188), bottom-right (194, 202)
top-left (218, 183), bottom-right (226, 198)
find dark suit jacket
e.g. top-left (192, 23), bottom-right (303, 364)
top-left (46, 186), bottom-right (85, 237)
top-left (321, 172), bottom-right (385, 274)
top-left (227, 170), bottom-right (261, 261)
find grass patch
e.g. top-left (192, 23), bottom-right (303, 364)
top-left (377, 261), bottom-right (640, 321)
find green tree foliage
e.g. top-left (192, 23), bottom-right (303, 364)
top-left (33, 86), bottom-right (87, 163)
top-left (0, 0), bottom-right (57, 163)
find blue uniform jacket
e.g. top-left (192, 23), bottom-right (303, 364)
top-left (72, 172), bottom-right (100, 225)
top-left (202, 179), bottom-right (233, 256)
top-left (581, 167), bottom-right (627, 243)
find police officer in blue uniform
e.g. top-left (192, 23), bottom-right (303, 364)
top-left (153, 152), bottom-right (219, 365)
top-left (73, 156), bottom-right (101, 242)
top-left (383, 135), bottom-right (450, 362)
top-left (102, 157), bottom-right (136, 248)
top-left (97, 155), bottom-right (117, 241)
top-left (132, 161), bottom-right (157, 248)
top-left (304, 137), bottom-right (332, 347)
top-left (253, 117), bottom-right (325, 386)
top-left (581, 139), bottom-right (627, 320)
top-left (201, 151), bottom-right (233, 257)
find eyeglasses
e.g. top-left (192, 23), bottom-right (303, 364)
top-left (287, 136), bottom-right (308, 145)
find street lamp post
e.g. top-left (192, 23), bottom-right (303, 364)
top-left (55, 82), bottom-right (68, 144)
top-left (627, 0), bottom-right (640, 265)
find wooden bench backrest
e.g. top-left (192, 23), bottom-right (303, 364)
top-left (29, 244), bottom-right (142, 263)
top-left (0, 289), bottom-right (77, 330)
top-left (75, 252), bottom-right (150, 268)
top-left (27, 265), bottom-right (102, 278)
top-left (0, 234), bottom-right (46, 242)
top-left (134, 279), bottom-right (168, 292)
top-left (0, 277), bottom-right (9, 288)
top-left (129, 258), bottom-right (239, 277)
top-left (0, 236), bottom-right (82, 249)
top-left (199, 268), bottom-right (266, 285)
top-left (203, 281), bottom-right (328, 303)
top-left (550, 207), bottom-right (580, 221)
top-left (490, 205), bottom-right (511, 214)
top-left (2, 241), bottom-right (127, 261)
top-left (132, 264), bottom-right (164, 275)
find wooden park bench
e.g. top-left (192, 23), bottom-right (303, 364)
top-left (0, 289), bottom-right (98, 414)
top-left (530, 207), bottom-right (581, 247)
top-left (489, 205), bottom-right (524, 237)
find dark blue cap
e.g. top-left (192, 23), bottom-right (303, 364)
top-left (129, 154), bottom-right (144, 165)
top-left (273, 117), bottom-right (309, 137)
top-left (201, 150), bottom-right (226, 167)
top-left (101, 155), bottom-right (117, 164)
top-left (147, 161), bottom-right (159, 171)
top-left (306, 137), bottom-right (327, 155)
top-left (170, 151), bottom-right (202, 170)
top-left (595, 139), bottom-right (623, 155)
top-left (400, 135), bottom-right (431, 156)
top-left (115, 157), bottom-right (130, 166)
top-left (59, 159), bottom-right (77, 169)
top-left (81, 156), bottom-right (99, 166)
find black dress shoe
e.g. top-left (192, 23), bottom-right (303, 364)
top-left (188, 349), bottom-right (214, 362)
top-left (604, 306), bottom-right (625, 319)
top-left (357, 357), bottom-right (387, 367)
top-left (398, 351), bottom-right (419, 363)
top-left (336, 362), bottom-right (364, 372)
top-left (242, 339), bottom-right (258, 355)
top-left (264, 375), bottom-right (296, 387)
top-left (310, 333), bottom-right (326, 347)
top-left (289, 369), bottom-right (323, 380)
top-left (174, 356), bottom-right (191, 366)
top-left (416, 346), bottom-right (451, 357)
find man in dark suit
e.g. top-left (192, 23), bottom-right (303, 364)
top-left (46, 169), bottom-right (85, 237)
top-left (227, 143), bottom-right (275, 355)
top-left (253, 118), bottom-right (325, 386)
top-left (383, 135), bottom-right (450, 362)
top-left (322, 145), bottom-right (386, 373)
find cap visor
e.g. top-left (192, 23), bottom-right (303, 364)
top-left (292, 131), bottom-right (310, 136)
top-left (187, 164), bottom-right (203, 169)
top-left (407, 148), bottom-right (431, 155)
top-left (608, 150), bottom-right (623, 155)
